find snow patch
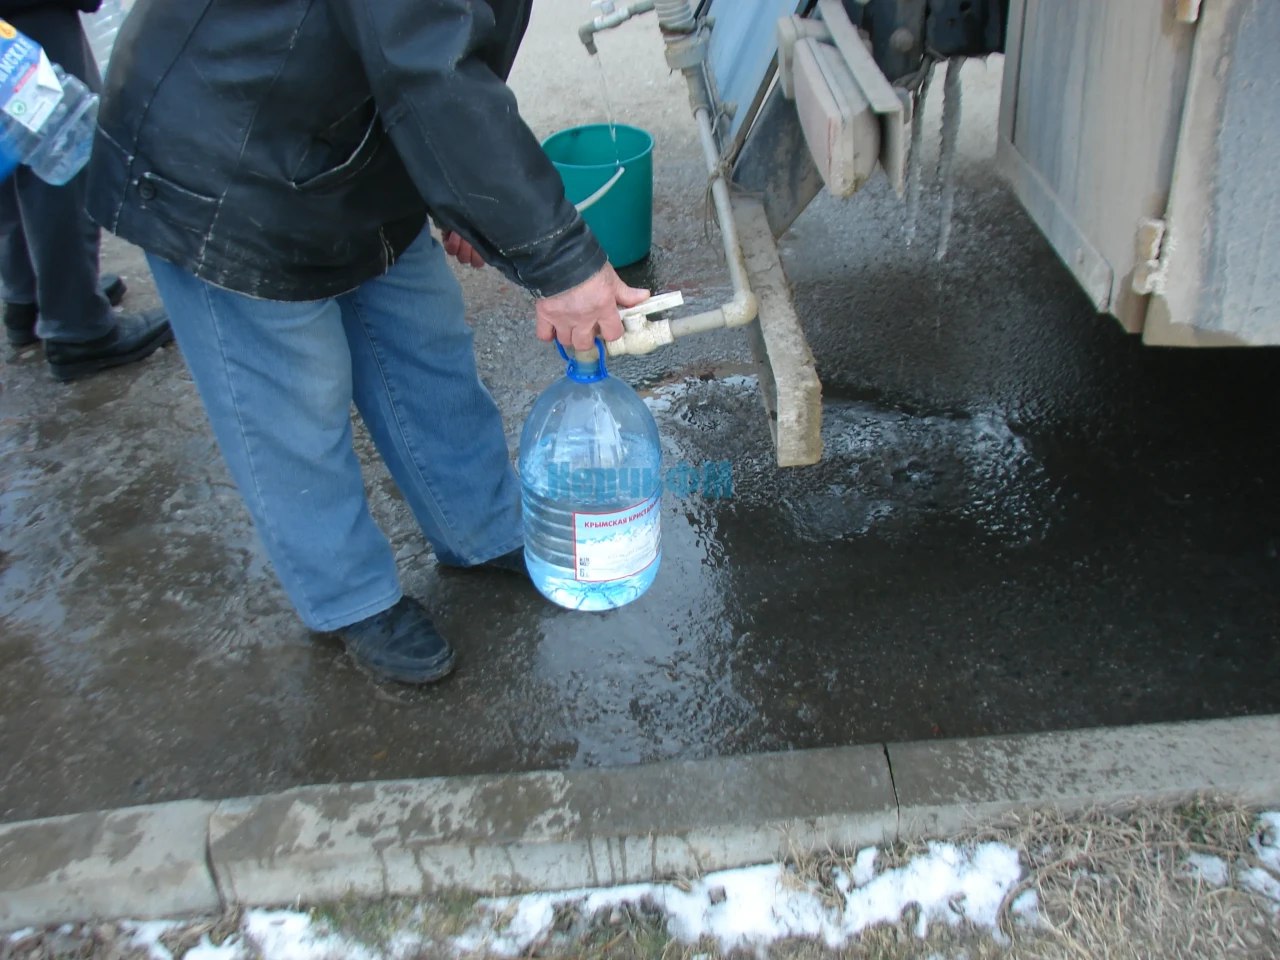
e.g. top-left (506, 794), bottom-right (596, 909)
top-left (1242, 868), bottom-right (1280, 910)
top-left (1252, 811), bottom-right (1280, 873)
top-left (455, 842), bottom-right (1029, 956)
top-left (244, 910), bottom-right (379, 960)
top-left (183, 938), bottom-right (246, 960)
top-left (1184, 852), bottom-right (1230, 887)
top-left (124, 920), bottom-right (182, 960)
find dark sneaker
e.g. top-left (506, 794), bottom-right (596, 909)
top-left (3, 302), bottom-right (38, 347)
top-left (4, 274), bottom-right (128, 349)
top-left (336, 597), bottom-right (456, 684)
top-left (45, 309), bottom-right (173, 382)
top-left (440, 547), bottom-right (528, 578)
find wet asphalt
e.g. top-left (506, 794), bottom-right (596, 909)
top-left (1, 5), bottom-right (1278, 822)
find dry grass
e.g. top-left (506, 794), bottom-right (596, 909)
top-left (772, 798), bottom-right (1279, 960)
top-left (5, 798), bottom-right (1279, 960)
top-left (969, 797), bottom-right (1280, 960)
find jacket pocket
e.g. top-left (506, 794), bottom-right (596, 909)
top-left (290, 100), bottom-right (385, 193)
top-left (132, 169), bottom-right (220, 237)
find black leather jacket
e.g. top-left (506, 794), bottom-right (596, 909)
top-left (86, 0), bottom-right (606, 301)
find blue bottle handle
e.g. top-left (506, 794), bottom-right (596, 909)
top-left (555, 338), bottom-right (609, 382)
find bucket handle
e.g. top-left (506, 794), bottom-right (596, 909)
top-left (574, 166), bottom-right (626, 213)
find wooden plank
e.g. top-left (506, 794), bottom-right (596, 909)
top-left (814, 0), bottom-right (906, 192)
top-left (816, 0), bottom-right (902, 115)
top-left (792, 38), bottom-right (880, 197)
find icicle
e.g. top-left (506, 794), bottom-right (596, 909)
top-left (935, 56), bottom-right (965, 261)
top-left (904, 60), bottom-right (935, 247)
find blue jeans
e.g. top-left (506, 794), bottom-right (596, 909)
top-left (147, 229), bottom-right (522, 630)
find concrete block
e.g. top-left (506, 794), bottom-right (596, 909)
top-left (0, 800), bottom-right (221, 928)
top-left (207, 745), bottom-right (895, 905)
top-left (889, 715), bottom-right (1280, 837)
top-left (792, 37), bottom-right (880, 197)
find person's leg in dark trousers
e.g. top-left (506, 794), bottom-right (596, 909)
top-left (0, 178), bottom-right (39, 345)
top-left (1, 8), bottom-right (109, 341)
top-left (0, 7), bottom-right (169, 376)
top-left (1, 168), bottom-right (125, 347)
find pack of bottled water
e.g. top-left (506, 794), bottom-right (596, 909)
top-left (0, 18), bottom-right (98, 185)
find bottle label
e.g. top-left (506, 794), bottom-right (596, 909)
top-left (572, 493), bottom-right (661, 582)
top-left (0, 22), bottom-right (65, 134)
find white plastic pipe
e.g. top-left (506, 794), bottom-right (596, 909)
top-left (579, 0), bottom-right (656, 53)
top-left (607, 67), bottom-right (758, 357)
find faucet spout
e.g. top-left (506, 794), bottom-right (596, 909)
top-left (578, 20), bottom-right (600, 55)
top-left (576, 0), bottom-right (657, 55)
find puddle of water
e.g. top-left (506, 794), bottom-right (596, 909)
top-left (3, 255), bottom-right (1280, 823)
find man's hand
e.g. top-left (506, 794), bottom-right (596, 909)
top-left (442, 230), bottom-right (485, 269)
top-left (535, 265), bottom-right (649, 350)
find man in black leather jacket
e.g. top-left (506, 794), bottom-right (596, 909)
top-left (85, 0), bottom-right (647, 685)
top-left (0, 0), bottom-right (169, 377)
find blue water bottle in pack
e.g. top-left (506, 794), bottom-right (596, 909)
top-left (519, 340), bottom-right (662, 611)
top-left (0, 18), bottom-right (98, 185)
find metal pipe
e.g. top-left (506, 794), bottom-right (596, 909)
top-left (693, 103), bottom-right (755, 326)
top-left (608, 63), bottom-right (758, 357)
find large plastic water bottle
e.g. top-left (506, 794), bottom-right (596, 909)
top-left (0, 19), bottom-right (99, 185)
top-left (519, 341), bottom-right (662, 611)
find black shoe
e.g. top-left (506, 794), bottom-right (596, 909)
top-left (45, 309), bottom-right (173, 382)
top-left (440, 547), bottom-right (529, 578)
top-left (3, 302), bottom-right (38, 347)
top-left (3, 275), bottom-right (128, 349)
top-left (336, 597), bottom-right (456, 684)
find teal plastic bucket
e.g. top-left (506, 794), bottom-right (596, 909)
top-left (542, 123), bottom-right (653, 267)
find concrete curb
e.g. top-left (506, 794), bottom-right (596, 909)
top-left (0, 800), bottom-right (221, 927)
top-left (2, 715), bottom-right (1278, 930)
top-left (891, 715), bottom-right (1280, 836)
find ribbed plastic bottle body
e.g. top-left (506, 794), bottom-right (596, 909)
top-left (518, 369), bottom-right (662, 611)
top-left (19, 71), bottom-right (96, 184)
top-left (0, 22), bottom-right (98, 185)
